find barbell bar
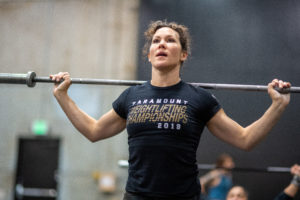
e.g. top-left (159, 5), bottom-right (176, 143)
top-left (1, 71), bottom-right (300, 93)
top-left (118, 160), bottom-right (291, 173)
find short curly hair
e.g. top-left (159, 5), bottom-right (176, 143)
top-left (143, 20), bottom-right (191, 62)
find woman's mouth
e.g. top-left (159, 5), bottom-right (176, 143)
top-left (156, 52), bottom-right (168, 57)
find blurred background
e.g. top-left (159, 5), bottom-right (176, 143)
top-left (0, 0), bottom-right (299, 199)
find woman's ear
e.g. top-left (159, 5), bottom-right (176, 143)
top-left (180, 51), bottom-right (188, 62)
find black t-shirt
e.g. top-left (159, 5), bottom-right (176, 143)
top-left (274, 192), bottom-right (294, 200)
top-left (113, 81), bottom-right (221, 198)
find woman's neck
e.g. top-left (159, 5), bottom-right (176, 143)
top-left (151, 66), bottom-right (181, 87)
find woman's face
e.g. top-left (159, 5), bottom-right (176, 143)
top-left (148, 27), bottom-right (187, 71)
top-left (226, 186), bottom-right (248, 200)
top-left (223, 157), bottom-right (235, 169)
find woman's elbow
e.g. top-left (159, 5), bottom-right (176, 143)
top-left (83, 128), bottom-right (103, 143)
top-left (238, 141), bottom-right (256, 152)
top-left (87, 134), bottom-right (106, 143)
top-left (240, 145), bottom-right (253, 152)
top-left (83, 133), bottom-right (98, 143)
top-left (88, 136), bottom-right (99, 143)
top-left (231, 135), bottom-right (255, 151)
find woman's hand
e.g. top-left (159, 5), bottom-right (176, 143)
top-left (49, 72), bottom-right (72, 97)
top-left (268, 79), bottom-right (291, 107)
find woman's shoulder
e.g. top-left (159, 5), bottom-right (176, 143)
top-left (123, 81), bottom-right (149, 92)
top-left (182, 81), bottom-right (218, 99)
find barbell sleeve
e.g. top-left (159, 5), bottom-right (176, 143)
top-left (0, 71), bottom-right (36, 87)
top-left (0, 71), bottom-right (300, 93)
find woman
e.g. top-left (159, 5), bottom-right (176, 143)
top-left (50, 20), bottom-right (291, 200)
top-left (200, 153), bottom-right (235, 200)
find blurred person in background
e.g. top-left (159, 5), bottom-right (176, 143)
top-left (226, 164), bottom-right (300, 200)
top-left (200, 153), bottom-right (235, 200)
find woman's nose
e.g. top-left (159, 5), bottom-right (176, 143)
top-left (158, 40), bottom-right (166, 49)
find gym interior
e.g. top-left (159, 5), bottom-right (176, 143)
top-left (0, 1), bottom-right (299, 200)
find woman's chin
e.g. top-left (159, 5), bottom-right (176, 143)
top-left (152, 63), bottom-right (178, 71)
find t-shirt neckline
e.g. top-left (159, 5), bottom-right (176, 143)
top-left (146, 80), bottom-right (183, 90)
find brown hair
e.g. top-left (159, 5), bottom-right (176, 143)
top-left (143, 20), bottom-right (191, 63)
top-left (215, 153), bottom-right (233, 169)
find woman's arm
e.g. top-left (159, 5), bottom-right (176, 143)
top-left (51, 72), bottom-right (126, 142)
top-left (206, 79), bottom-right (290, 151)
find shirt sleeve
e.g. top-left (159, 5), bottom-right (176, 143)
top-left (112, 88), bottom-right (130, 119)
top-left (200, 90), bottom-right (221, 123)
top-left (205, 93), bottom-right (221, 122)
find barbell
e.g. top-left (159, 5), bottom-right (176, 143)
top-left (0, 71), bottom-right (300, 93)
top-left (117, 160), bottom-right (291, 173)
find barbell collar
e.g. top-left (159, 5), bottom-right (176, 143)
top-left (26, 71), bottom-right (36, 87)
top-left (0, 71), bottom-right (36, 87)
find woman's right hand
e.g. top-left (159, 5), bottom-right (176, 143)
top-left (49, 72), bottom-right (72, 97)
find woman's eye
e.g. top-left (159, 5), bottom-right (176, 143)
top-left (152, 39), bottom-right (160, 43)
top-left (168, 38), bottom-right (176, 42)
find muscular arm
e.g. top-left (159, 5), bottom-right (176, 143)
top-left (56, 92), bottom-right (126, 142)
top-left (206, 79), bottom-right (290, 151)
top-left (51, 72), bottom-right (126, 142)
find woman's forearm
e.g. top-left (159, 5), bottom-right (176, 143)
top-left (243, 100), bottom-right (288, 150)
top-left (55, 92), bottom-right (97, 141)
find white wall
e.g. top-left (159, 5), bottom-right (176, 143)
top-left (0, 0), bottom-right (139, 199)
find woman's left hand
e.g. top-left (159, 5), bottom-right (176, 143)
top-left (268, 79), bottom-right (291, 107)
